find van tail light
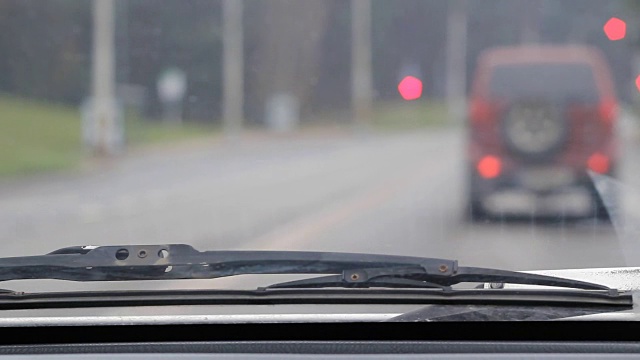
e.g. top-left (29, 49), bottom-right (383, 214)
top-left (587, 152), bottom-right (610, 174)
top-left (477, 155), bottom-right (502, 179)
top-left (598, 99), bottom-right (617, 125)
top-left (469, 99), bottom-right (498, 124)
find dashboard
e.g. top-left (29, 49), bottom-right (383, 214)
top-left (0, 321), bottom-right (637, 358)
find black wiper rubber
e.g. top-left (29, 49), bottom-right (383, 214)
top-left (264, 266), bottom-right (614, 292)
top-left (0, 244), bottom-right (614, 292)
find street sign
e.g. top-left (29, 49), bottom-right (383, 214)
top-left (157, 67), bottom-right (187, 124)
top-left (265, 93), bottom-right (299, 133)
top-left (157, 67), bottom-right (187, 103)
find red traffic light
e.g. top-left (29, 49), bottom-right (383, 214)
top-left (603, 17), bottom-right (626, 41)
top-left (397, 76), bottom-right (423, 101)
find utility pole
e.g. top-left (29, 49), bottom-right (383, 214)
top-left (351, 0), bottom-right (373, 130)
top-left (115, 0), bottom-right (130, 84)
top-left (92, 0), bottom-right (117, 155)
top-left (445, 0), bottom-right (467, 124)
top-left (223, 0), bottom-right (244, 139)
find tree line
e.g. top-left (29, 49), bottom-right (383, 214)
top-left (0, 0), bottom-right (634, 124)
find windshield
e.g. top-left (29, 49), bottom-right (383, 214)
top-left (1, 0), bottom-right (640, 311)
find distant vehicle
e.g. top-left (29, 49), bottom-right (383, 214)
top-left (466, 45), bottom-right (619, 221)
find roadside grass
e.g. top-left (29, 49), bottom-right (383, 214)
top-left (303, 100), bottom-right (454, 132)
top-left (124, 110), bottom-right (219, 145)
top-left (0, 96), bottom-right (82, 177)
top-left (0, 96), bottom-right (451, 177)
top-left (371, 100), bottom-right (453, 131)
top-left (0, 96), bottom-right (217, 177)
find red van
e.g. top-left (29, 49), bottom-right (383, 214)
top-left (466, 45), bottom-right (619, 221)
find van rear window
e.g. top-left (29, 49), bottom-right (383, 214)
top-left (489, 63), bottom-right (600, 102)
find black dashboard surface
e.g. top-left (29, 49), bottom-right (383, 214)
top-left (0, 321), bottom-right (639, 357)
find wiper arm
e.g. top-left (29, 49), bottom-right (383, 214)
top-left (0, 244), bottom-right (459, 283)
top-left (0, 244), bottom-right (613, 292)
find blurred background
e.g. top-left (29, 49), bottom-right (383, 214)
top-left (3, 0), bottom-right (640, 292)
top-left (2, 1), bottom-right (639, 137)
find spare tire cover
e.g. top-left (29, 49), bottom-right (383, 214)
top-left (501, 100), bottom-right (568, 161)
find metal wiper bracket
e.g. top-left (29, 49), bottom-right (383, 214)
top-left (0, 244), bottom-right (458, 283)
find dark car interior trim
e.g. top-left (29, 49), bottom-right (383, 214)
top-left (0, 322), bottom-right (639, 357)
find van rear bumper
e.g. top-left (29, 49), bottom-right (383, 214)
top-left (468, 166), bottom-right (610, 217)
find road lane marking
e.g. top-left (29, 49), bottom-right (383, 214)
top-left (244, 162), bottom-right (436, 251)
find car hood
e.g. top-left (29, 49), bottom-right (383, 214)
top-left (495, 266), bottom-right (640, 291)
top-left (493, 266), bottom-right (640, 321)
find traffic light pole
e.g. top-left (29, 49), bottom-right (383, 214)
top-left (223, 0), bottom-right (244, 139)
top-left (92, 0), bottom-right (116, 155)
top-left (351, 0), bottom-right (373, 131)
top-left (445, 0), bottom-right (467, 124)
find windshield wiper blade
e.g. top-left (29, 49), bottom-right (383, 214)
top-left (260, 267), bottom-right (450, 290)
top-left (263, 265), bottom-right (615, 292)
top-left (0, 244), bottom-right (613, 292)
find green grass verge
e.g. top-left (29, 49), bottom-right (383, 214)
top-left (124, 110), bottom-right (219, 145)
top-left (0, 96), bottom-right (449, 177)
top-left (303, 100), bottom-right (454, 132)
top-left (0, 97), bottom-right (83, 177)
top-left (0, 96), bottom-right (217, 177)
top-left (371, 100), bottom-right (452, 130)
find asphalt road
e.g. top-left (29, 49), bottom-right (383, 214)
top-left (1, 123), bottom-right (640, 293)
